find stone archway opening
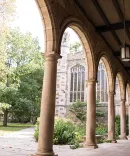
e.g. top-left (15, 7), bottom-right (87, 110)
top-left (55, 27), bottom-right (89, 118)
top-left (115, 72), bottom-right (127, 140)
top-left (96, 55), bottom-right (114, 141)
top-left (115, 73), bottom-right (125, 116)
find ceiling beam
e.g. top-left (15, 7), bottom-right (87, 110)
top-left (96, 21), bottom-right (130, 33)
top-left (74, 0), bottom-right (130, 76)
top-left (112, 0), bottom-right (130, 41)
top-left (92, 0), bottom-right (121, 45)
top-left (73, 0), bottom-right (94, 26)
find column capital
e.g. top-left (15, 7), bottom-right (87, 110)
top-left (121, 99), bottom-right (126, 102)
top-left (86, 79), bottom-right (97, 84)
top-left (108, 91), bottom-right (115, 95)
top-left (43, 52), bottom-right (62, 60)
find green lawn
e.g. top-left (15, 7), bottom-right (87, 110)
top-left (0, 122), bottom-right (34, 132)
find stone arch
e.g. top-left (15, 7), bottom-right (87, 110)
top-left (35, 0), bottom-right (55, 53)
top-left (96, 52), bottom-right (114, 93)
top-left (126, 83), bottom-right (130, 104)
top-left (115, 71), bottom-right (125, 100)
top-left (58, 17), bottom-right (96, 80)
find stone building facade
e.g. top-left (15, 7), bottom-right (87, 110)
top-left (55, 31), bottom-right (128, 118)
top-left (55, 32), bottom-right (108, 117)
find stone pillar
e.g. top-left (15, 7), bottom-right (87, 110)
top-left (35, 52), bottom-right (60, 156)
top-left (119, 99), bottom-right (128, 140)
top-left (84, 79), bottom-right (98, 148)
top-left (128, 104), bottom-right (130, 137)
top-left (107, 91), bottom-right (117, 143)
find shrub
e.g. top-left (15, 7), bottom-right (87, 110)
top-left (96, 122), bottom-right (107, 135)
top-left (69, 100), bottom-right (105, 123)
top-left (34, 117), bottom-right (40, 141)
top-left (34, 117), bottom-right (85, 146)
top-left (115, 115), bottom-right (129, 139)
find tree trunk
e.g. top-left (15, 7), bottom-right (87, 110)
top-left (3, 109), bottom-right (8, 127)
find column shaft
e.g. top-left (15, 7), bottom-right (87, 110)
top-left (84, 80), bottom-right (98, 148)
top-left (108, 91), bottom-right (116, 142)
top-left (120, 99), bottom-right (128, 140)
top-left (128, 105), bottom-right (130, 137)
top-left (35, 52), bottom-right (59, 156)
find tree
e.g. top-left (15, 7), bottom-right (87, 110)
top-left (5, 27), bottom-right (41, 67)
top-left (0, 0), bottom-right (16, 30)
top-left (70, 41), bottom-right (82, 53)
top-left (11, 65), bottom-right (44, 123)
top-left (0, 0), bottom-right (16, 83)
top-left (0, 27), bottom-right (44, 125)
top-left (69, 100), bottom-right (105, 123)
top-left (0, 103), bottom-right (11, 126)
top-left (0, 85), bottom-right (17, 126)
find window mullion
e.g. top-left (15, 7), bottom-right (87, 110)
top-left (76, 68), bottom-right (78, 101)
top-left (73, 71), bottom-right (75, 102)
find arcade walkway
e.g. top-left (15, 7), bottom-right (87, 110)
top-left (0, 127), bottom-right (129, 156)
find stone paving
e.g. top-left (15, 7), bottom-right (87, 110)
top-left (0, 127), bottom-right (130, 156)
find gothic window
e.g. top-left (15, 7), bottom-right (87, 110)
top-left (70, 65), bottom-right (85, 102)
top-left (115, 78), bottom-right (120, 102)
top-left (96, 63), bottom-right (108, 103)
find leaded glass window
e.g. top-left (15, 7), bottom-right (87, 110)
top-left (96, 63), bottom-right (108, 103)
top-left (70, 65), bottom-right (85, 102)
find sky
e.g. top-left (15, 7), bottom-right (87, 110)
top-left (12, 0), bottom-right (80, 51)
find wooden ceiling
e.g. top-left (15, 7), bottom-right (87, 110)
top-left (74, 0), bottom-right (130, 73)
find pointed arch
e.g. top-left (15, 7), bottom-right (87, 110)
top-left (96, 53), bottom-right (114, 93)
top-left (58, 17), bottom-right (96, 80)
top-left (35, 0), bottom-right (55, 53)
top-left (115, 72), bottom-right (125, 100)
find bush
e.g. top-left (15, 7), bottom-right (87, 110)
top-left (34, 117), bottom-right (85, 146)
top-left (115, 115), bottom-right (129, 139)
top-left (96, 123), bottom-right (107, 135)
top-left (34, 117), bottom-right (40, 141)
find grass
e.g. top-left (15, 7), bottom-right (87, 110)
top-left (0, 122), bottom-right (34, 132)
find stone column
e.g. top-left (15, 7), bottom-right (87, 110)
top-left (119, 99), bottom-right (128, 140)
top-left (35, 52), bottom-right (60, 156)
top-left (107, 91), bottom-right (117, 143)
top-left (84, 79), bottom-right (98, 148)
top-left (128, 104), bottom-right (130, 137)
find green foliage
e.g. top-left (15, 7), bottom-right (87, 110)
top-left (34, 118), bottom-right (40, 141)
top-left (0, 122), bottom-right (33, 132)
top-left (69, 100), bottom-right (105, 123)
top-left (0, 0), bottom-right (16, 82)
top-left (69, 100), bottom-right (87, 122)
top-left (70, 42), bottom-right (82, 53)
top-left (0, 103), bottom-right (11, 111)
top-left (34, 117), bottom-right (85, 147)
top-left (115, 115), bottom-right (120, 139)
top-left (0, 27), bottom-right (44, 123)
top-left (96, 123), bottom-right (107, 135)
top-left (115, 115), bottom-right (129, 139)
top-left (5, 27), bottom-right (41, 67)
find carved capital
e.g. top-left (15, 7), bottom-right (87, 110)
top-left (43, 52), bottom-right (62, 61)
top-left (86, 79), bottom-right (97, 84)
top-left (121, 99), bottom-right (126, 102)
top-left (108, 91), bottom-right (115, 96)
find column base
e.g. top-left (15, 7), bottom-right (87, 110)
top-left (32, 152), bottom-right (58, 156)
top-left (83, 142), bottom-right (98, 149)
top-left (119, 135), bottom-right (128, 140)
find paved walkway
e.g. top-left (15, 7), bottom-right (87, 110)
top-left (0, 127), bottom-right (130, 156)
